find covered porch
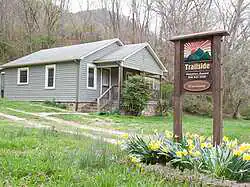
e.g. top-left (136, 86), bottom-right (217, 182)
top-left (94, 62), bottom-right (163, 112)
top-left (93, 43), bottom-right (167, 113)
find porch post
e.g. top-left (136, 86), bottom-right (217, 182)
top-left (118, 65), bottom-right (123, 110)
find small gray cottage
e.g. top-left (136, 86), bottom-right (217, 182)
top-left (0, 38), bottom-right (167, 113)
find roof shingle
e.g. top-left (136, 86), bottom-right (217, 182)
top-left (2, 38), bottom-right (122, 68)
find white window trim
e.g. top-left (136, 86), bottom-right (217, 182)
top-left (45, 64), bottom-right (56, 89)
top-left (17, 67), bottom-right (29, 85)
top-left (87, 63), bottom-right (97, 90)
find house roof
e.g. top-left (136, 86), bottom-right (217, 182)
top-left (94, 43), bottom-right (148, 62)
top-left (2, 38), bottom-right (123, 68)
top-left (95, 43), bottom-right (167, 72)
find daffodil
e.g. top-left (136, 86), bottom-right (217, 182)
top-left (182, 150), bottom-right (188, 156)
top-left (243, 153), bottom-right (250, 161)
top-left (223, 136), bottom-right (230, 142)
top-left (201, 142), bottom-right (207, 148)
top-left (201, 142), bottom-right (213, 149)
top-left (207, 143), bottom-right (213, 148)
top-left (239, 143), bottom-right (250, 152)
top-left (187, 139), bottom-right (193, 145)
top-left (199, 136), bottom-right (206, 142)
top-left (188, 144), bottom-right (195, 151)
top-left (176, 151), bottom-right (183, 157)
top-left (233, 150), bottom-right (242, 157)
top-left (191, 151), bottom-right (201, 157)
top-left (148, 140), bottom-right (161, 151)
top-left (227, 139), bottom-right (238, 149)
top-left (121, 133), bottom-right (129, 139)
top-left (165, 130), bottom-right (172, 139)
top-left (130, 156), bottom-right (140, 163)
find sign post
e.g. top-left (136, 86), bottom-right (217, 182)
top-left (170, 31), bottom-right (229, 145)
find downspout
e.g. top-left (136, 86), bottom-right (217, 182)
top-left (75, 59), bottom-right (80, 111)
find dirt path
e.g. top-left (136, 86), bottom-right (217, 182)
top-left (7, 108), bottom-right (128, 136)
top-left (1, 109), bottom-right (124, 144)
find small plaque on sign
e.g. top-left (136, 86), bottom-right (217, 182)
top-left (183, 40), bottom-right (212, 93)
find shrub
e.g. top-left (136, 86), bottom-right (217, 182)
top-left (161, 82), bottom-right (173, 107)
top-left (122, 75), bottom-right (151, 116)
top-left (183, 95), bottom-right (212, 117)
top-left (44, 99), bottom-right (67, 109)
top-left (121, 132), bottom-right (250, 182)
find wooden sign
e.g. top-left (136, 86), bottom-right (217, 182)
top-left (170, 31), bottom-right (229, 145)
top-left (183, 39), bottom-right (212, 93)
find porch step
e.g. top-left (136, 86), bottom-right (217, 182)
top-left (78, 102), bottom-right (98, 113)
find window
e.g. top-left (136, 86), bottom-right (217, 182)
top-left (87, 64), bottom-right (97, 89)
top-left (45, 64), bottom-right (56, 89)
top-left (17, 67), bottom-right (29, 85)
top-left (126, 72), bottom-right (133, 80)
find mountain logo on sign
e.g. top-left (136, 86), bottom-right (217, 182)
top-left (184, 48), bottom-right (211, 62)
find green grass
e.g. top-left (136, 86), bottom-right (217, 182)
top-left (54, 113), bottom-right (250, 143)
top-left (0, 122), bottom-right (188, 186)
top-left (0, 99), bottom-right (65, 113)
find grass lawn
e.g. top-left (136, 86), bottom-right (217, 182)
top-left (55, 113), bottom-right (250, 143)
top-left (0, 120), bottom-right (189, 186)
top-left (0, 99), bottom-right (65, 114)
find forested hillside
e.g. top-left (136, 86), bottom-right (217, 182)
top-left (0, 0), bottom-right (249, 117)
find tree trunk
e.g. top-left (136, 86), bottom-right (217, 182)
top-left (233, 99), bottom-right (242, 119)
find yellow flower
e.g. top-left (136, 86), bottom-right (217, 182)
top-left (165, 130), bottom-right (173, 139)
top-left (228, 139), bottom-right (238, 149)
top-left (176, 150), bottom-right (188, 157)
top-left (243, 153), bottom-right (250, 161)
top-left (121, 133), bottom-right (129, 139)
top-left (207, 143), bottom-right (213, 148)
top-left (176, 151), bottom-right (183, 157)
top-left (182, 150), bottom-right (188, 156)
top-left (191, 151), bottom-right (201, 157)
top-left (201, 143), bottom-right (207, 148)
top-left (130, 156), bottom-right (140, 163)
top-left (200, 136), bottom-right (206, 142)
top-left (223, 136), bottom-right (230, 142)
top-left (239, 143), bottom-right (250, 152)
top-left (201, 142), bottom-right (213, 149)
top-left (187, 139), bottom-right (193, 145)
top-left (148, 140), bottom-right (161, 151)
top-left (188, 144), bottom-right (195, 151)
top-left (233, 150), bottom-right (242, 157)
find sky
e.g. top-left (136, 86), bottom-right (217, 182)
top-left (69, 0), bottom-right (131, 16)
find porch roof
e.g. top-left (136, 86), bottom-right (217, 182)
top-left (94, 43), bottom-right (167, 74)
top-left (94, 43), bottom-right (147, 62)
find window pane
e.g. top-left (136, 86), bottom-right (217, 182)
top-left (88, 67), bottom-right (94, 87)
top-left (20, 70), bottom-right (27, 83)
top-left (48, 68), bottom-right (54, 87)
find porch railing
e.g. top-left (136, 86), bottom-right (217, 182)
top-left (97, 85), bottom-right (118, 111)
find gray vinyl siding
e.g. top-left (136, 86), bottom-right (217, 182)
top-left (124, 48), bottom-right (163, 75)
top-left (4, 62), bottom-right (77, 101)
top-left (78, 42), bottom-right (120, 102)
